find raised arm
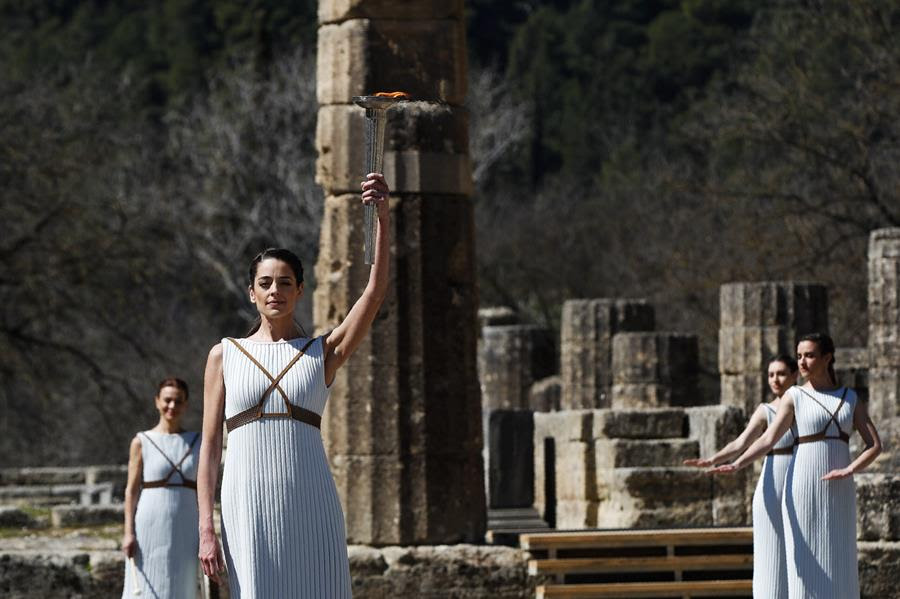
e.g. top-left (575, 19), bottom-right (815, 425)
top-left (684, 405), bottom-right (768, 467)
top-left (197, 344), bottom-right (226, 583)
top-left (710, 391), bottom-right (796, 474)
top-left (323, 173), bottom-right (391, 386)
top-left (821, 397), bottom-right (882, 480)
top-left (121, 436), bottom-right (142, 558)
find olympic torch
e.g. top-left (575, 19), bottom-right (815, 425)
top-left (352, 92), bottom-right (409, 264)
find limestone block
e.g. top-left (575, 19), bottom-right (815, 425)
top-left (478, 306), bottom-right (517, 329)
top-left (593, 439), bottom-right (699, 469)
top-left (857, 474), bottom-right (900, 541)
top-left (555, 441), bottom-right (596, 501)
top-left (0, 505), bottom-right (36, 528)
top-left (596, 499), bottom-right (713, 529)
top-left (868, 229), bottom-right (900, 332)
top-left (534, 410), bottom-right (594, 443)
top-left (0, 467), bottom-right (85, 486)
top-left (835, 347), bottom-right (870, 404)
top-left (720, 373), bottom-right (767, 415)
top-left (859, 542), bottom-right (900, 599)
top-left (84, 465), bottom-right (128, 500)
top-left (529, 376), bottom-right (562, 412)
top-left (317, 19), bottom-right (466, 106)
top-left (592, 408), bottom-right (688, 440)
top-left (611, 332), bottom-right (699, 407)
top-left (719, 281), bottom-right (829, 332)
top-left (487, 410), bottom-right (534, 509)
top-left (560, 299), bottom-right (655, 410)
top-left (316, 103), bottom-right (470, 195)
top-left (711, 467), bottom-right (750, 526)
top-left (479, 325), bottom-right (555, 411)
top-left (319, 0), bottom-right (464, 24)
top-left (596, 468), bottom-right (713, 508)
top-left (718, 326), bottom-right (786, 375)
top-left (685, 406), bottom-right (746, 459)
top-left (556, 499), bottom-right (598, 529)
top-left (50, 504), bottom-right (124, 528)
top-left (869, 368), bottom-right (900, 420)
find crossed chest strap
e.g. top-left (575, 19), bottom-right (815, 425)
top-left (795, 387), bottom-right (850, 445)
top-left (224, 337), bottom-right (321, 433)
top-left (141, 432), bottom-right (199, 490)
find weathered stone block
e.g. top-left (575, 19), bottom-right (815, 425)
top-left (0, 467), bottom-right (85, 486)
top-left (718, 326), bottom-right (786, 375)
top-left (50, 504), bottom-right (124, 528)
top-left (685, 406), bottom-right (747, 459)
top-left (857, 474), bottom-right (900, 541)
top-left (84, 465), bottom-right (127, 500)
top-left (556, 499), bottom-right (598, 529)
top-left (868, 368), bottom-right (900, 420)
top-left (720, 373), bottom-right (767, 415)
top-left (592, 408), bottom-right (688, 440)
top-left (719, 281), bottom-right (829, 331)
top-left (316, 103), bottom-right (470, 195)
top-left (478, 306), bottom-right (517, 329)
top-left (317, 19), bottom-right (466, 106)
top-left (859, 542), bottom-right (900, 599)
top-left (596, 499), bottom-right (714, 529)
top-left (487, 410), bottom-right (534, 509)
top-left (597, 468), bottom-right (713, 508)
top-left (0, 506), bottom-right (36, 528)
top-left (533, 410), bottom-right (593, 443)
top-left (611, 333), bottom-right (699, 407)
top-left (529, 376), bottom-right (561, 412)
top-left (835, 347), bottom-right (870, 405)
top-left (479, 325), bottom-right (555, 411)
top-left (555, 441), bottom-right (596, 501)
top-left (560, 299), bottom-right (655, 410)
top-left (594, 439), bottom-right (699, 469)
top-left (319, 0), bottom-right (464, 24)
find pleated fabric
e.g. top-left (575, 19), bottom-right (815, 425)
top-left (123, 431), bottom-right (201, 599)
top-left (751, 403), bottom-right (795, 599)
top-left (782, 385), bottom-right (860, 599)
top-left (220, 336), bottom-right (351, 599)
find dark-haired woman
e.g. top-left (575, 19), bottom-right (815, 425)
top-left (712, 334), bottom-right (882, 598)
top-left (196, 173), bottom-right (391, 597)
top-left (122, 378), bottom-right (201, 599)
top-left (685, 356), bottom-right (798, 598)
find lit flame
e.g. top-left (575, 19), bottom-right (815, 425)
top-left (375, 91), bottom-right (411, 99)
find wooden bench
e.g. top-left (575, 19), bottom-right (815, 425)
top-left (521, 527), bottom-right (753, 599)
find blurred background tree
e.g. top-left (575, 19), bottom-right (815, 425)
top-left (1, 0), bottom-right (897, 464)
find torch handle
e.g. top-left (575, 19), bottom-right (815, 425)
top-left (363, 108), bottom-right (387, 265)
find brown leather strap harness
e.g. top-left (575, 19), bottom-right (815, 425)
top-left (794, 387), bottom-right (850, 445)
top-left (224, 337), bottom-right (321, 433)
top-left (763, 403), bottom-right (796, 456)
top-left (141, 432), bottom-right (200, 490)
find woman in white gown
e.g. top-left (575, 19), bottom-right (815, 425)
top-left (685, 355), bottom-right (798, 598)
top-left (712, 333), bottom-right (882, 598)
top-left (122, 378), bottom-right (201, 599)
top-left (196, 173), bottom-right (391, 597)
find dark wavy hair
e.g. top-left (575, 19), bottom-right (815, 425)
top-left (768, 354), bottom-right (799, 373)
top-left (797, 332), bottom-right (837, 385)
top-left (157, 377), bottom-right (189, 399)
top-left (246, 248), bottom-right (307, 337)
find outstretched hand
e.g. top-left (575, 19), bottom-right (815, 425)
top-left (708, 463), bottom-right (740, 475)
top-left (821, 468), bottom-right (853, 481)
top-left (683, 458), bottom-right (713, 468)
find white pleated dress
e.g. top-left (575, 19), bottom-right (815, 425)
top-left (123, 431), bottom-right (201, 599)
top-left (751, 403), bottom-right (796, 599)
top-left (782, 385), bottom-right (859, 598)
top-left (220, 336), bottom-right (351, 599)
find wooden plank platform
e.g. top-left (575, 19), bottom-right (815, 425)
top-left (529, 553), bottom-right (753, 575)
top-left (520, 527), bottom-right (753, 551)
top-left (536, 579), bottom-right (753, 598)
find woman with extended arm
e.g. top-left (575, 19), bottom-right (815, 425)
top-left (196, 173), bottom-right (391, 598)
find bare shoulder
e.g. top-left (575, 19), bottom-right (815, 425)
top-left (128, 436), bottom-right (142, 459)
top-left (206, 343), bottom-right (224, 368)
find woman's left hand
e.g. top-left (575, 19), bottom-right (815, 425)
top-left (821, 467), bottom-right (853, 481)
top-left (708, 463), bottom-right (740, 475)
top-left (361, 173), bottom-right (390, 218)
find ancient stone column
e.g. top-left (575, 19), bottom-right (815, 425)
top-left (314, 0), bottom-right (484, 545)
top-left (479, 325), bottom-right (555, 412)
top-left (611, 332), bottom-right (700, 408)
top-left (869, 229), bottom-right (900, 421)
top-left (560, 299), bottom-right (655, 410)
top-left (719, 282), bottom-right (828, 415)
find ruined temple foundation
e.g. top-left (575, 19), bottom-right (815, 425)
top-left (314, 0), bottom-right (484, 545)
